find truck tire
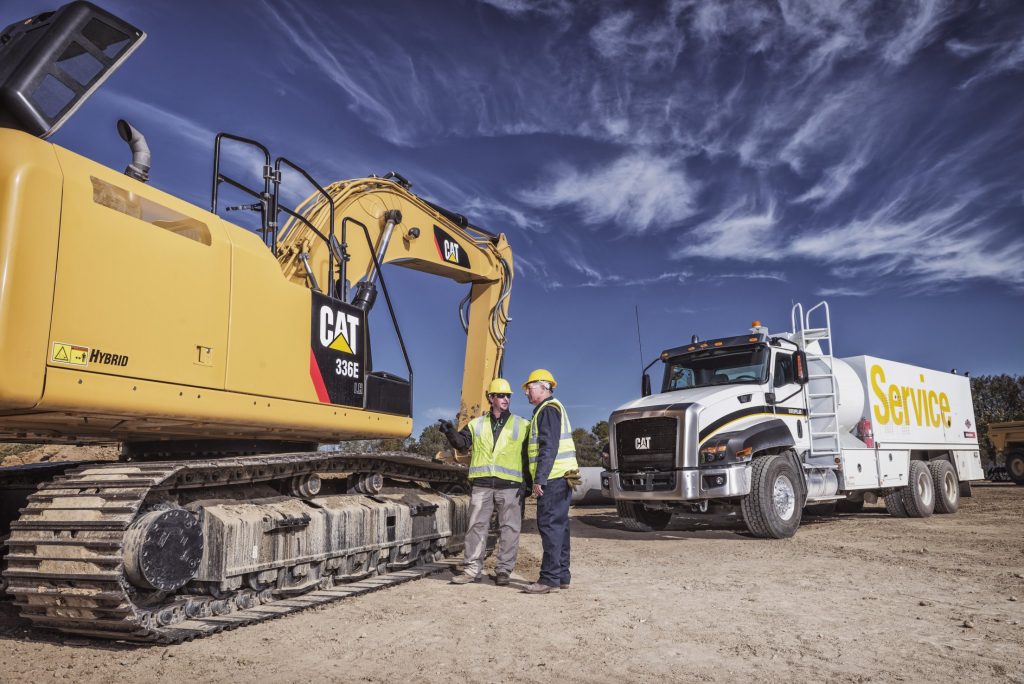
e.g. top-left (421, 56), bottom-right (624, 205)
top-left (959, 481), bottom-right (972, 498)
top-left (741, 453), bottom-right (802, 539)
top-left (1006, 450), bottom-right (1024, 486)
top-left (884, 489), bottom-right (908, 517)
top-left (836, 497), bottom-right (865, 513)
top-left (928, 460), bottom-right (959, 514)
top-left (901, 460), bottom-right (935, 518)
top-left (615, 501), bottom-right (671, 532)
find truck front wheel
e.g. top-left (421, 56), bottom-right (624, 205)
top-left (615, 501), bottom-right (672, 532)
top-left (1006, 450), bottom-right (1024, 486)
top-left (741, 453), bottom-right (802, 539)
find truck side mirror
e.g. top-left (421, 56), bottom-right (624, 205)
top-left (794, 351), bottom-right (809, 385)
top-left (641, 373), bottom-right (652, 397)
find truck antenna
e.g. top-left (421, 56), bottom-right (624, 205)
top-left (634, 305), bottom-right (645, 373)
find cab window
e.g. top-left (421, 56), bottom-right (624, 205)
top-left (773, 353), bottom-right (796, 388)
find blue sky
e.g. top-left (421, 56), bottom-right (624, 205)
top-left (11, 0), bottom-right (1024, 434)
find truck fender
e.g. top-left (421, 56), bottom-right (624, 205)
top-left (736, 420), bottom-right (806, 505)
top-left (734, 418), bottom-right (796, 456)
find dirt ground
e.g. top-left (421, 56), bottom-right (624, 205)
top-left (1, 483), bottom-right (1021, 683)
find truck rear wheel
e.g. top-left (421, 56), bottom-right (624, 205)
top-left (884, 489), bottom-right (908, 517)
top-left (928, 460), bottom-right (959, 514)
top-left (615, 501), bottom-right (672, 532)
top-left (741, 453), bottom-right (802, 539)
top-left (1006, 450), bottom-right (1024, 486)
top-left (901, 460), bottom-right (935, 518)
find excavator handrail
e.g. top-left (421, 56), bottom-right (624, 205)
top-left (273, 156), bottom-right (337, 294)
top-left (210, 132), bottom-right (273, 246)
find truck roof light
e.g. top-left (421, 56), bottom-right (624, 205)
top-left (660, 351), bottom-right (669, 360)
top-left (714, 341), bottom-right (723, 347)
top-left (748, 337), bottom-right (758, 342)
top-left (751, 320), bottom-right (761, 327)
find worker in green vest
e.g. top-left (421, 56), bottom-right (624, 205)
top-left (521, 369), bottom-right (579, 594)
top-left (439, 378), bottom-right (529, 586)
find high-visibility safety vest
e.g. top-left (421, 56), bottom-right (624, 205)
top-left (468, 414), bottom-right (529, 483)
top-left (527, 397), bottom-right (578, 480)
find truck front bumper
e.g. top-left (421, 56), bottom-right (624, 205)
top-left (604, 463), bottom-right (751, 502)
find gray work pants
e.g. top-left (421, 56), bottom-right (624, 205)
top-left (462, 485), bottom-right (522, 577)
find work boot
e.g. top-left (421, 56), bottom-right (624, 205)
top-left (559, 583), bottom-right (570, 590)
top-left (450, 572), bottom-right (481, 585)
top-left (493, 572), bottom-right (510, 586)
top-left (522, 582), bottom-right (555, 594)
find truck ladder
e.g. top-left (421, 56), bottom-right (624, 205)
top-left (791, 302), bottom-right (842, 467)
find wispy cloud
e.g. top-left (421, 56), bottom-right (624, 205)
top-left (477, 0), bottom-right (573, 18)
top-left (882, 0), bottom-right (957, 66)
top-left (677, 195), bottom-right (1024, 291)
top-left (816, 286), bottom-right (872, 297)
top-left (519, 152), bottom-right (699, 234)
top-left (675, 201), bottom-right (779, 261)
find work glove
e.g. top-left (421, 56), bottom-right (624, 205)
top-left (437, 418), bottom-right (456, 439)
top-left (564, 469), bottom-right (582, 492)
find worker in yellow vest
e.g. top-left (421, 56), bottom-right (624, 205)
top-left (439, 378), bottom-right (529, 586)
top-left (521, 369), bottom-right (578, 594)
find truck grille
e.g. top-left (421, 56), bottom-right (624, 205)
top-left (615, 417), bottom-right (677, 471)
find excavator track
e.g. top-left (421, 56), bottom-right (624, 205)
top-left (2, 452), bottom-right (470, 643)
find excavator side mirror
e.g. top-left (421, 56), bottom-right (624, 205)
top-left (794, 351), bottom-right (809, 385)
top-left (641, 373), bottom-right (652, 397)
top-left (0, 1), bottom-right (145, 138)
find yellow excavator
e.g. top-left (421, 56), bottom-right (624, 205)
top-left (0, 2), bottom-right (513, 642)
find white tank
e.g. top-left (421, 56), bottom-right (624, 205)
top-left (806, 356), bottom-right (865, 434)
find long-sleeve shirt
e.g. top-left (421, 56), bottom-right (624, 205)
top-left (530, 401), bottom-right (563, 487)
top-left (445, 409), bottom-right (530, 489)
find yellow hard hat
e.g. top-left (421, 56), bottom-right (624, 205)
top-left (522, 368), bottom-right (557, 390)
top-left (487, 378), bottom-right (512, 395)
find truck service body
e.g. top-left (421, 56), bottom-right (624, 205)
top-left (603, 302), bottom-right (984, 538)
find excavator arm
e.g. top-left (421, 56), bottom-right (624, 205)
top-left (275, 177), bottom-right (513, 429)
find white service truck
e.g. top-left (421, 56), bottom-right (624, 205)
top-left (602, 301), bottom-right (985, 538)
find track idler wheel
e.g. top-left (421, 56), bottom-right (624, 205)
top-left (123, 508), bottom-right (203, 591)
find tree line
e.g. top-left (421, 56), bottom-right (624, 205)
top-left (971, 374), bottom-right (1024, 464)
top-left (329, 419), bottom-right (611, 467)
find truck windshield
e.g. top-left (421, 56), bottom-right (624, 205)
top-left (662, 345), bottom-right (769, 392)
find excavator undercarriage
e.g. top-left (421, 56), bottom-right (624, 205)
top-left (2, 453), bottom-right (470, 643)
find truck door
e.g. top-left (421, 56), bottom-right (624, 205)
top-left (772, 351), bottom-right (808, 449)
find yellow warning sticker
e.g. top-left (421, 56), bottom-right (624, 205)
top-left (52, 342), bottom-right (89, 366)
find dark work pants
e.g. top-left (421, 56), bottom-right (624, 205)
top-left (536, 476), bottom-right (571, 587)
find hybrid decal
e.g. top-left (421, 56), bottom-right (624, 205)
top-left (90, 348), bottom-right (129, 366)
top-left (433, 226), bottom-right (470, 269)
top-left (309, 291), bottom-right (367, 406)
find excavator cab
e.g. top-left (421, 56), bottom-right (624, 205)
top-left (0, 0), bottom-right (143, 138)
